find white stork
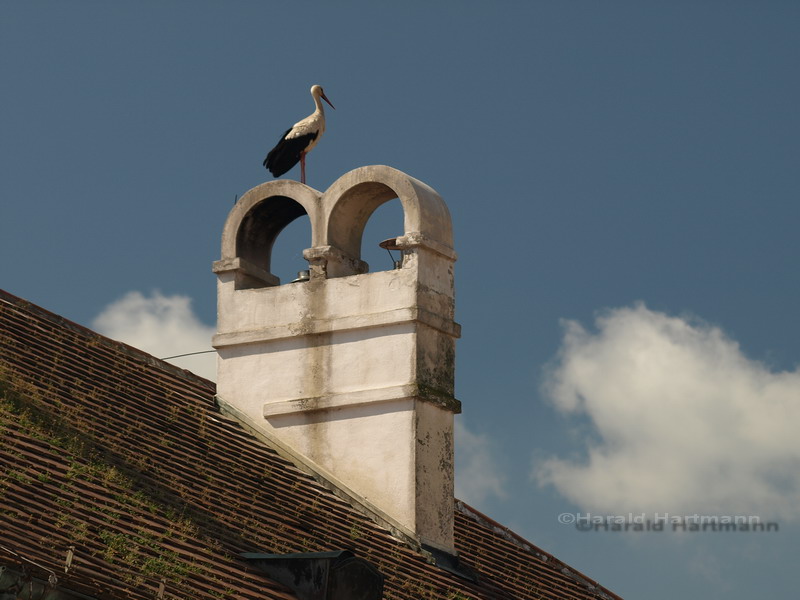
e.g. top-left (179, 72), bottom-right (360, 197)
top-left (263, 85), bottom-right (335, 184)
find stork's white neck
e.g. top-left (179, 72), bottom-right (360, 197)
top-left (311, 91), bottom-right (325, 116)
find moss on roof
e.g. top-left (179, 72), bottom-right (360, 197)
top-left (0, 290), bottom-right (620, 600)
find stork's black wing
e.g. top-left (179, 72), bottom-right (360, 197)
top-left (264, 130), bottom-right (318, 177)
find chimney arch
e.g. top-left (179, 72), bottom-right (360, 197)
top-left (309, 165), bottom-right (456, 278)
top-left (322, 165), bottom-right (454, 259)
top-left (217, 180), bottom-right (320, 288)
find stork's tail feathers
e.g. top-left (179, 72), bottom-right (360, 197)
top-left (264, 130), bottom-right (318, 178)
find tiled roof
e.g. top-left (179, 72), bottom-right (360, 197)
top-left (0, 290), bottom-right (621, 600)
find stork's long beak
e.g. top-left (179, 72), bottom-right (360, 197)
top-left (321, 91), bottom-right (335, 110)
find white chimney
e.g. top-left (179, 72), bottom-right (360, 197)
top-left (212, 166), bottom-right (460, 552)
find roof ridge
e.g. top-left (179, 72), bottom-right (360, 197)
top-left (0, 289), bottom-right (215, 391)
top-left (455, 500), bottom-right (623, 600)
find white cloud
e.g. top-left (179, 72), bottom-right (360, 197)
top-left (93, 291), bottom-right (217, 381)
top-left (534, 303), bottom-right (800, 521)
top-left (455, 418), bottom-right (507, 507)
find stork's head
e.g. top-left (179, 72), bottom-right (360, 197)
top-left (311, 84), bottom-right (335, 110)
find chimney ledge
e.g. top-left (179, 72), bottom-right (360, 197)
top-left (213, 307), bottom-right (461, 349)
top-left (262, 384), bottom-right (461, 418)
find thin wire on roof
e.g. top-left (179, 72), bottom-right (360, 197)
top-left (160, 349), bottom-right (216, 360)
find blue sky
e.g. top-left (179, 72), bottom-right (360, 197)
top-left (3, 2), bottom-right (800, 598)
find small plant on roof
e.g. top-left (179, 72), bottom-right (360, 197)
top-left (349, 522), bottom-right (363, 540)
top-left (166, 404), bottom-right (181, 424)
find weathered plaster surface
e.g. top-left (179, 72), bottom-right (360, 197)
top-left (214, 166), bottom-right (459, 551)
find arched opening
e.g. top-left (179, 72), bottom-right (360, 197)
top-left (235, 196), bottom-right (308, 286)
top-left (322, 167), bottom-right (455, 278)
top-left (361, 198), bottom-right (405, 272)
top-left (326, 182), bottom-right (403, 261)
top-left (271, 213), bottom-right (312, 284)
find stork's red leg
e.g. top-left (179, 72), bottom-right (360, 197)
top-left (300, 153), bottom-right (306, 184)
